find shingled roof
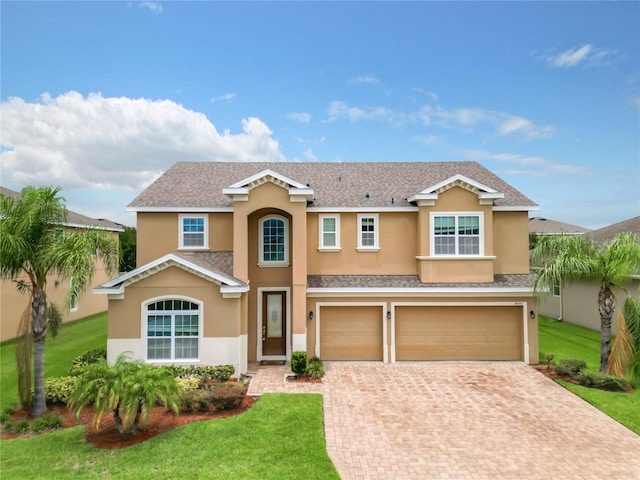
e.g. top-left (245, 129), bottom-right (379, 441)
top-left (1, 186), bottom-right (123, 232)
top-left (529, 217), bottom-right (590, 235)
top-left (128, 161), bottom-right (537, 210)
top-left (588, 216), bottom-right (640, 244)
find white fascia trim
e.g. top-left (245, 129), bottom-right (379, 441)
top-left (308, 207), bottom-right (418, 213)
top-left (64, 222), bottom-right (125, 232)
top-left (220, 285), bottom-right (250, 295)
top-left (94, 285), bottom-right (125, 295)
top-left (306, 287), bottom-right (534, 297)
top-left (493, 205), bottom-right (540, 212)
top-left (98, 253), bottom-right (244, 289)
top-left (406, 193), bottom-right (438, 203)
top-left (128, 206), bottom-right (234, 213)
top-left (227, 169), bottom-right (310, 190)
top-left (426, 174), bottom-right (500, 195)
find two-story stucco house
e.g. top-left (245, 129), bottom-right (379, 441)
top-left (96, 161), bottom-right (539, 375)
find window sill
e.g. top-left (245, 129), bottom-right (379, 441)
top-left (257, 262), bottom-right (290, 268)
top-left (178, 246), bottom-right (209, 251)
top-left (416, 255), bottom-right (496, 260)
top-left (357, 247), bottom-right (380, 252)
top-left (146, 359), bottom-right (200, 363)
top-left (318, 247), bottom-right (341, 252)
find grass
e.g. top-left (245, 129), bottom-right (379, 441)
top-left (0, 393), bottom-right (339, 479)
top-left (0, 313), bottom-right (339, 479)
top-left (538, 315), bottom-right (640, 435)
top-left (1, 311), bottom-right (108, 409)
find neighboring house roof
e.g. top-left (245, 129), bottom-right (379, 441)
top-left (1, 186), bottom-right (124, 232)
top-left (94, 252), bottom-right (248, 296)
top-left (588, 216), bottom-right (640, 244)
top-left (128, 161), bottom-right (538, 211)
top-left (528, 217), bottom-right (590, 235)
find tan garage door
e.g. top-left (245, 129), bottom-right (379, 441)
top-left (395, 306), bottom-right (522, 361)
top-left (320, 306), bottom-right (383, 360)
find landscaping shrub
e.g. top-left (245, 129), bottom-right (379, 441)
top-left (44, 376), bottom-right (80, 404)
top-left (165, 365), bottom-right (235, 382)
top-left (30, 414), bottom-right (63, 433)
top-left (306, 356), bottom-right (325, 380)
top-left (175, 377), bottom-right (201, 393)
top-left (577, 372), bottom-right (631, 392)
top-left (291, 351), bottom-right (307, 375)
top-left (207, 382), bottom-right (247, 411)
top-left (179, 390), bottom-right (211, 413)
top-left (555, 359), bottom-right (587, 377)
top-left (68, 348), bottom-right (107, 376)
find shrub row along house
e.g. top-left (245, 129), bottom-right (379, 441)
top-left (0, 186), bottom-right (124, 343)
top-left (95, 162), bottom-right (540, 375)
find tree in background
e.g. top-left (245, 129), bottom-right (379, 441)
top-left (0, 187), bottom-right (120, 415)
top-left (532, 232), bottom-right (640, 374)
top-left (119, 226), bottom-right (137, 272)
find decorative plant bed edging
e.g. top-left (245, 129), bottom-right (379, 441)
top-left (284, 374), bottom-right (322, 383)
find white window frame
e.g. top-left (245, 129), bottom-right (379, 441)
top-left (143, 296), bottom-right (202, 362)
top-left (69, 277), bottom-right (78, 312)
top-left (553, 283), bottom-right (561, 297)
top-left (259, 214), bottom-right (290, 267)
top-left (357, 213), bottom-right (379, 251)
top-left (430, 212), bottom-right (483, 257)
top-left (318, 214), bottom-right (341, 251)
top-left (178, 214), bottom-right (209, 250)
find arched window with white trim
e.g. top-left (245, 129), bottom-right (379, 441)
top-left (145, 298), bottom-right (201, 361)
top-left (259, 215), bottom-right (289, 266)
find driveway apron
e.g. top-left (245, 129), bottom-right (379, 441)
top-left (248, 362), bottom-right (640, 480)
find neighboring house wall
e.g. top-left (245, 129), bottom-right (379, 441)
top-left (0, 232), bottom-right (120, 343)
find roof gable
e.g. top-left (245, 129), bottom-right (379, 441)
top-left (407, 174), bottom-right (505, 205)
top-left (222, 169), bottom-right (314, 202)
top-left (95, 253), bottom-right (248, 296)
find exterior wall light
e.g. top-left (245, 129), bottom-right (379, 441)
top-left (387, 311), bottom-right (391, 320)
top-left (309, 311), bottom-right (314, 320)
top-left (530, 310), bottom-right (536, 319)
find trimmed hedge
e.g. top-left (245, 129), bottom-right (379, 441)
top-left (179, 382), bottom-right (247, 413)
top-left (165, 365), bottom-right (235, 383)
top-left (291, 351), bottom-right (307, 375)
top-left (68, 348), bottom-right (107, 377)
top-left (577, 372), bottom-right (631, 392)
top-left (44, 376), bottom-right (80, 404)
top-left (555, 359), bottom-right (587, 377)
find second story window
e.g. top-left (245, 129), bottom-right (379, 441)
top-left (358, 214), bottom-right (379, 250)
top-left (432, 214), bottom-right (481, 256)
top-left (179, 214), bottom-right (208, 249)
top-left (260, 215), bottom-right (289, 266)
top-left (319, 215), bottom-right (340, 250)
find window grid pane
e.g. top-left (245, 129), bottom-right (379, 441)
top-left (360, 217), bottom-right (376, 247)
top-left (263, 218), bottom-right (286, 262)
top-left (182, 217), bottom-right (205, 247)
top-left (433, 215), bottom-right (480, 256)
top-left (147, 301), bottom-right (200, 360)
top-left (321, 217), bottom-right (337, 247)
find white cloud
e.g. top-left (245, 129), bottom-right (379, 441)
top-left (211, 93), bottom-right (236, 103)
top-left (287, 112), bottom-right (312, 123)
top-left (326, 100), bottom-right (392, 122)
top-left (0, 91), bottom-right (286, 194)
top-left (413, 134), bottom-right (443, 146)
top-left (545, 44), bottom-right (618, 68)
top-left (460, 148), bottom-right (591, 176)
top-left (303, 148), bottom-right (318, 162)
top-left (496, 115), bottom-right (556, 140)
top-left (349, 75), bottom-right (380, 85)
top-left (139, 2), bottom-right (163, 14)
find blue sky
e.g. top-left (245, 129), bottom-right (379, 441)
top-left (1, 1), bottom-right (638, 228)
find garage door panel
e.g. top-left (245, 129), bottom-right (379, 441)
top-left (321, 306), bottom-right (383, 361)
top-left (396, 306), bottom-right (522, 361)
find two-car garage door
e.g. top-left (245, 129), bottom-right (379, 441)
top-left (319, 305), bottom-right (522, 361)
top-left (395, 306), bottom-right (522, 361)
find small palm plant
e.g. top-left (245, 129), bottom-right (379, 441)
top-left (69, 353), bottom-right (181, 435)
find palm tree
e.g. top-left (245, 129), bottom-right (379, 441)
top-left (532, 232), bottom-right (640, 373)
top-left (0, 186), bottom-right (120, 415)
top-left (69, 353), bottom-right (181, 435)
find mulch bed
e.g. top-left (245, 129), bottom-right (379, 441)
top-left (0, 395), bottom-right (258, 449)
top-left (532, 364), bottom-right (634, 393)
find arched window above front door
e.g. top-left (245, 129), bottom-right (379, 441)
top-left (259, 215), bottom-right (289, 267)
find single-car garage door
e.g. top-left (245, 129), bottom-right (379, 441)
top-left (395, 306), bottom-right (522, 361)
top-left (320, 306), bottom-right (383, 360)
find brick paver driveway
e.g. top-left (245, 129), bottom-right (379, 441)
top-left (248, 362), bottom-right (640, 480)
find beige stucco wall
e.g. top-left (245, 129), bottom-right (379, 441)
top-left (108, 266), bottom-right (242, 340)
top-left (493, 211), bottom-right (530, 274)
top-left (1, 246), bottom-right (117, 343)
top-left (307, 211), bottom-right (418, 275)
top-left (554, 280), bottom-right (640, 335)
top-left (136, 212), bottom-right (234, 266)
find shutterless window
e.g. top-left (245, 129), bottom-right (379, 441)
top-left (358, 214), bottom-right (378, 249)
top-left (180, 216), bottom-right (205, 248)
top-left (433, 215), bottom-right (480, 255)
top-left (260, 216), bottom-right (288, 264)
top-left (146, 299), bottom-right (200, 361)
top-left (319, 215), bottom-right (340, 249)
top-left (553, 283), bottom-right (561, 296)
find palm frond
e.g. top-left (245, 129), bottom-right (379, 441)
top-left (608, 301), bottom-right (635, 377)
top-left (46, 302), bottom-right (62, 339)
top-left (623, 295), bottom-right (640, 382)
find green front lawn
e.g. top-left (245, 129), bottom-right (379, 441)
top-left (0, 393), bottom-right (339, 479)
top-left (1, 311), bottom-right (108, 410)
top-left (538, 315), bottom-right (640, 434)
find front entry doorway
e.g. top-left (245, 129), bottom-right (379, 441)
top-left (262, 291), bottom-right (287, 357)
